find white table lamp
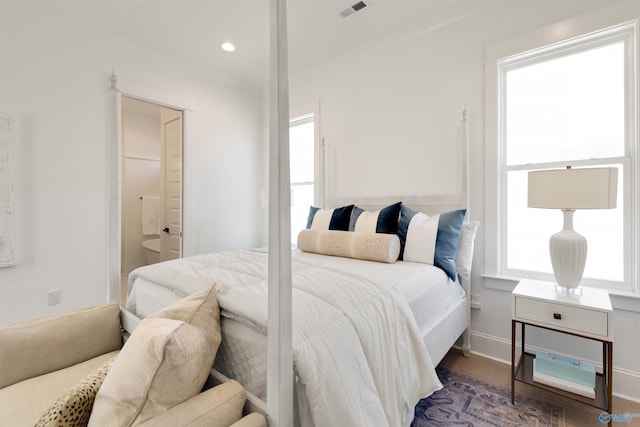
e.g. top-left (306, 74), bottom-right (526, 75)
top-left (528, 166), bottom-right (618, 292)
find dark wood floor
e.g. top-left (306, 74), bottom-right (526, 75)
top-left (438, 350), bottom-right (640, 427)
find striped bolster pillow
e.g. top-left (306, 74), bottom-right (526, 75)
top-left (297, 229), bottom-right (400, 264)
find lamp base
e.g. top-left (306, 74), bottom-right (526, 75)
top-left (549, 209), bottom-right (587, 289)
top-left (555, 284), bottom-right (582, 296)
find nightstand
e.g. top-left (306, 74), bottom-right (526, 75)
top-left (511, 279), bottom-right (613, 424)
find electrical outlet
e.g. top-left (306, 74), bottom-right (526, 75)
top-left (470, 293), bottom-right (481, 310)
top-left (47, 290), bottom-right (61, 306)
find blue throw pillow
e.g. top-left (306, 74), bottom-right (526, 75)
top-left (306, 205), bottom-right (354, 231)
top-left (349, 202), bottom-right (402, 234)
top-left (398, 205), bottom-right (466, 281)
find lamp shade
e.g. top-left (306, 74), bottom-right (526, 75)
top-left (528, 167), bottom-right (618, 210)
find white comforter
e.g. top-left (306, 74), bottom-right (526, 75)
top-left (127, 249), bottom-right (442, 427)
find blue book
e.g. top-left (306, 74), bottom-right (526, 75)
top-left (535, 351), bottom-right (595, 388)
top-left (533, 360), bottom-right (595, 399)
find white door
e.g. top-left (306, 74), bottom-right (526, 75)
top-left (160, 116), bottom-right (182, 261)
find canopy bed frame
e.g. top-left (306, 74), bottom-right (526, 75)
top-left (268, 0), bottom-right (473, 405)
top-left (110, 1), bottom-right (472, 425)
top-left (262, 0), bottom-right (472, 415)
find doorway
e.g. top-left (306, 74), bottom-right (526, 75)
top-left (120, 96), bottom-right (183, 301)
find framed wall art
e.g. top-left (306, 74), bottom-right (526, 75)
top-left (0, 114), bottom-right (15, 267)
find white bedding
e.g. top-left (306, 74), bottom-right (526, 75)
top-left (293, 251), bottom-right (465, 334)
top-left (212, 255), bottom-right (464, 402)
top-left (127, 249), bottom-right (444, 427)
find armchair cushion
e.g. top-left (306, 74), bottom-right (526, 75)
top-left (35, 357), bottom-right (115, 427)
top-left (230, 413), bottom-right (268, 427)
top-left (0, 304), bottom-right (121, 389)
top-left (135, 380), bottom-right (247, 427)
top-left (0, 351), bottom-right (119, 427)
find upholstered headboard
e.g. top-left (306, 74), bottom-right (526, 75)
top-left (322, 108), bottom-right (470, 217)
top-left (324, 194), bottom-right (464, 215)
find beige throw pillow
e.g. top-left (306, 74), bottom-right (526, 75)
top-left (35, 357), bottom-right (114, 427)
top-left (297, 229), bottom-right (400, 263)
top-left (88, 318), bottom-right (209, 426)
top-left (88, 286), bottom-right (221, 427)
top-left (148, 285), bottom-right (221, 346)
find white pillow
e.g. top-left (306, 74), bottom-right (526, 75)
top-left (401, 212), bottom-right (439, 265)
top-left (455, 220), bottom-right (480, 285)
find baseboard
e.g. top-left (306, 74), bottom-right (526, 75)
top-left (470, 331), bottom-right (640, 403)
top-left (612, 367), bottom-right (640, 403)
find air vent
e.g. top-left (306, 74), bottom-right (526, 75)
top-left (340, 1), bottom-right (367, 18)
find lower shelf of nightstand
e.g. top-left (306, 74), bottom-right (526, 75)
top-left (514, 352), bottom-right (608, 410)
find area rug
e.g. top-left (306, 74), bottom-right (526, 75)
top-left (412, 367), bottom-right (565, 427)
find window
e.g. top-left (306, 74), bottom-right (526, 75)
top-left (489, 21), bottom-right (637, 295)
top-left (289, 114), bottom-right (315, 244)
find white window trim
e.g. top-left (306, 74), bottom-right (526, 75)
top-left (484, 3), bottom-right (639, 298)
top-left (289, 113), bottom-right (319, 244)
top-left (289, 111), bottom-right (324, 207)
top-left (289, 112), bottom-right (314, 127)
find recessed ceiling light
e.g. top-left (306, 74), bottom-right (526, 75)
top-left (221, 42), bottom-right (236, 52)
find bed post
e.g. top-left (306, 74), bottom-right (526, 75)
top-left (267, 0), bottom-right (295, 426)
top-left (462, 107), bottom-right (470, 219)
top-left (462, 106), bottom-right (471, 357)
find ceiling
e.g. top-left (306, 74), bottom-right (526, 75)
top-left (33, 0), bottom-right (516, 88)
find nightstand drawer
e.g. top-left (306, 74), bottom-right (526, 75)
top-left (514, 297), bottom-right (609, 338)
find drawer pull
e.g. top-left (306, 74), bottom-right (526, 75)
top-left (553, 313), bottom-right (562, 320)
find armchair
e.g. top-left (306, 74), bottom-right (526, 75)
top-left (0, 297), bottom-right (267, 427)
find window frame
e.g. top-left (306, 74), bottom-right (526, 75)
top-left (289, 112), bottom-right (315, 189)
top-left (289, 113), bottom-right (321, 242)
top-left (485, 12), bottom-right (639, 297)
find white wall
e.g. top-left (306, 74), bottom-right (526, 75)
top-left (0, 2), bottom-right (263, 324)
top-left (289, 0), bottom-right (640, 400)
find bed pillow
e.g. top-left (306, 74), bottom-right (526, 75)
top-left (398, 206), bottom-right (466, 281)
top-left (348, 202), bottom-right (401, 234)
top-left (306, 205), bottom-right (354, 231)
top-left (298, 229), bottom-right (400, 263)
top-left (455, 220), bottom-right (480, 285)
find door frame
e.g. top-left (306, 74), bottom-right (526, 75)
top-left (160, 114), bottom-right (183, 261)
top-left (108, 74), bottom-right (194, 304)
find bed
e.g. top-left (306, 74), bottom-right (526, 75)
top-left (124, 197), bottom-right (478, 427)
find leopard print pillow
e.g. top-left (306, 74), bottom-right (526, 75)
top-left (34, 357), bottom-right (115, 427)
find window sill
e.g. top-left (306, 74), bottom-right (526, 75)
top-left (481, 274), bottom-right (519, 292)
top-left (480, 273), bottom-right (640, 313)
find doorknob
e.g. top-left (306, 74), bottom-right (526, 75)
top-left (162, 227), bottom-right (170, 234)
